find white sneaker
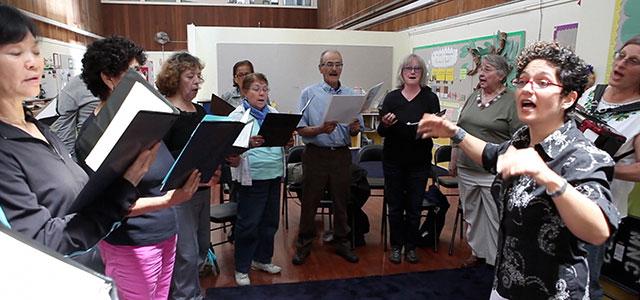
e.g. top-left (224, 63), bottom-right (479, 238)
top-left (251, 261), bottom-right (282, 274)
top-left (234, 271), bottom-right (250, 286)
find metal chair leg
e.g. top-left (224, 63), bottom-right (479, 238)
top-left (432, 210), bottom-right (438, 253)
top-left (448, 200), bottom-right (462, 256)
top-left (381, 195), bottom-right (388, 252)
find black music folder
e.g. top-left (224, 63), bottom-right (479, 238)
top-left (211, 93), bottom-right (235, 116)
top-left (161, 115), bottom-right (246, 191)
top-left (257, 113), bottom-right (302, 147)
top-left (71, 70), bottom-right (179, 212)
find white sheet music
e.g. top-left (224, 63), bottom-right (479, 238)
top-left (233, 110), bottom-right (254, 148)
top-left (360, 81), bottom-right (384, 112)
top-left (322, 95), bottom-right (366, 124)
top-left (0, 229), bottom-right (113, 300)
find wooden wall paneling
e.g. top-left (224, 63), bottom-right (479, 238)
top-left (317, 0), bottom-right (408, 29)
top-left (365, 0), bottom-right (511, 32)
top-left (101, 4), bottom-right (318, 51)
top-left (3, 0), bottom-right (102, 45)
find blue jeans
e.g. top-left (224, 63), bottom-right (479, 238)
top-left (234, 177), bottom-right (281, 273)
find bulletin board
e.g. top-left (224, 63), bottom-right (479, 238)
top-left (413, 31), bottom-right (525, 122)
top-left (606, 0), bottom-right (639, 79)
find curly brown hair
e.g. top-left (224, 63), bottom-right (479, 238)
top-left (156, 52), bottom-right (204, 97)
top-left (515, 41), bottom-right (589, 99)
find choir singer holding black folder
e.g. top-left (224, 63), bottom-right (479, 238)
top-left (292, 50), bottom-right (363, 265)
top-left (0, 5), bottom-right (159, 269)
top-left (77, 38), bottom-right (203, 300)
top-left (226, 73), bottom-right (289, 286)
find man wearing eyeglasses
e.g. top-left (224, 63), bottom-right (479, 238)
top-left (576, 35), bottom-right (640, 299)
top-left (292, 50), bottom-right (363, 265)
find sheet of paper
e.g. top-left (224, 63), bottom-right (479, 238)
top-left (360, 81), bottom-right (384, 112)
top-left (233, 110), bottom-right (253, 148)
top-left (1, 227), bottom-right (113, 300)
top-left (85, 82), bottom-right (174, 171)
top-left (322, 95), bottom-right (366, 124)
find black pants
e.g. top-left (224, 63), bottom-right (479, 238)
top-left (383, 161), bottom-right (429, 250)
top-left (296, 145), bottom-right (351, 252)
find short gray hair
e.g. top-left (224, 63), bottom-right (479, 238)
top-left (396, 53), bottom-right (428, 88)
top-left (482, 54), bottom-right (512, 83)
top-left (319, 49), bottom-right (342, 66)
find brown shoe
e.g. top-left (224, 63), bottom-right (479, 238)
top-left (461, 255), bottom-right (485, 268)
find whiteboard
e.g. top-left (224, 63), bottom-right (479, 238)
top-left (216, 43), bottom-right (393, 113)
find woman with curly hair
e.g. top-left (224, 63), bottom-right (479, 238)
top-left (418, 41), bottom-right (619, 299)
top-left (77, 38), bottom-right (202, 300)
top-left (156, 52), bottom-right (211, 300)
top-left (0, 4), bottom-right (157, 267)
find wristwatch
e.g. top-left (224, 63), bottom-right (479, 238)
top-left (546, 179), bottom-right (568, 198)
top-left (451, 128), bottom-right (467, 144)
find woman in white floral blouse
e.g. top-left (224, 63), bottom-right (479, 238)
top-left (418, 41), bottom-right (619, 300)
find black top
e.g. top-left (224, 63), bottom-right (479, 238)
top-left (483, 121), bottom-right (619, 299)
top-left (377, 87), bottom-right (440, 166)
top-left (78, 114), bottom-right (177, 246)
top-left (163, 104), bottom-right (207, 157)
top-left (0, 114), bottom-right (137, 255)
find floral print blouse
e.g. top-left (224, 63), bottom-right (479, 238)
top-left (482, 120), bottom-right (620, 299)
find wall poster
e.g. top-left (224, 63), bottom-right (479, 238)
top-left (413, 31), bottom-right (525, 122)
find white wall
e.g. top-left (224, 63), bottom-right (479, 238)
top-left (187, 26), bottom-right (410, 105)
top-left (407, 0), bottom-right (615, 82)
top-left (574, 0), bottom-right (617, 83)
top-left (408, 0), bottom-right (580, 48)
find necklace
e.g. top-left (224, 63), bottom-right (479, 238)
top-left (476, 88), bottom-right (506, 109)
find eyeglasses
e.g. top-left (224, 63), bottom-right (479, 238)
top-left (511, 78), bottom-right (563, 90)
top-left (402, 66), bottom-right (422, 72)
top-left (614, 51), bottom-right (640, 66)
top-left (235, 72), bottom-right (251, 78)
top-left (249, 85), bottom-right (270, 93)
top-left (322, 62), bottom-right (343, 69)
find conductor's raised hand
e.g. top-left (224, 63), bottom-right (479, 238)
top-left (496, 146), bottom-right (552, 184)
top-left (381, 112), bottom-right (397, 127)
top-left (417, 113), bottom-right (457, 139)
top-left (123, 142), bottom-right (161, 186)
top-left (249, 135), bottom-right (265, 148)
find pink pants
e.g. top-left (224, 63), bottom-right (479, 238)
top-left (99, 235), bottom-right (177, 300)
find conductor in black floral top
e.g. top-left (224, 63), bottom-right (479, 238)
top-left (418, 41), bottom-right (619, 299)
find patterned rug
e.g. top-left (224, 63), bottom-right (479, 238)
top-left (205, 265), bottom-right (494, 300)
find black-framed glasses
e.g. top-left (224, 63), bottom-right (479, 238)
top-left (614, 51), bottom-right (640, 66)
top-left (402, 66), bottom-right (422, 72)
top-left (235, 72), bottom-right (251, 78)
top-left (511, 78), bottom-right (563, 90)
top-left (322, 62), bottom-right (343, 69)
